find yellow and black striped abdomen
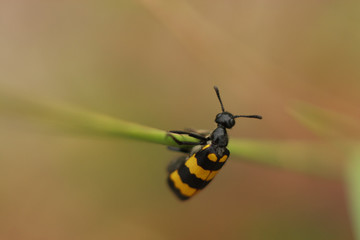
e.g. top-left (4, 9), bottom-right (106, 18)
top-left (167, 144), bottom-right (229, 200)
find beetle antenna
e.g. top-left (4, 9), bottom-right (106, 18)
top-left (214, 86), bottom-right (225, 112)
top-left (234, 115), bottom-right (262, 119)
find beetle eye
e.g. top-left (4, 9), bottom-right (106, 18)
top-left (227, 119), bottom-right (235, 128)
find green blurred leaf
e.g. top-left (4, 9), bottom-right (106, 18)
top-left (289, 102), bottom-right (360, 139)
top-left (346, 150), bottom-right (360, 240)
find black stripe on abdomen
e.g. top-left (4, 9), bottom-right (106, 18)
top-left (177, 164), bottom-right (210, 190)
top-left (167, 176), bottom-right (190, 201)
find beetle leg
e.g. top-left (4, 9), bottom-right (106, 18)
top-left (167, 133), bottom-right (205, 146)
top-left (168, 130), bottom-right (209, 141)
top-left (184, 128), bottom-right (211, 137)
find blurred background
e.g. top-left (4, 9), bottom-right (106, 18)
top-left (0, 0), bottom-right (359, 239)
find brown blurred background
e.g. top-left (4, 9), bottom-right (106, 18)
top-left (0, 0), bottom-right (359, 239)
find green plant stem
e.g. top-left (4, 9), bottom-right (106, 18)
top-left (0, 94), bottom-right (198, 147)
top-left (0, 94), bottom-right (348, 178)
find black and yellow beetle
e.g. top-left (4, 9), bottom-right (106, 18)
top-left (167, 86), bottom-right (262, 200)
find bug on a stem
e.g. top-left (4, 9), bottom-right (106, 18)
top-left (167, 86), bottom-right (262, 200)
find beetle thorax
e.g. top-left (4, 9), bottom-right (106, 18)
top-left (210, 127), bottom-right (228, 147)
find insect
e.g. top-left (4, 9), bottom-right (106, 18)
top-left (167, 86), bottom-right (262, 200)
